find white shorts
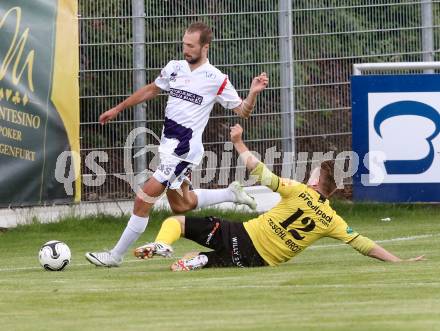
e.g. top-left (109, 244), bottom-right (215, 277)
top-left (152, 154), bottom-right (195, 190)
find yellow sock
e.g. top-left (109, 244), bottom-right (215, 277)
top-left (155, 217), bottom-right (182, 245)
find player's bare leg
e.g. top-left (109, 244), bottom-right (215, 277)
top-left (133, 177), bottom-right (165, 216)
top-left (85, 177), bottom-right (165, 267)
top-left (166, 182), bottom-right (198, 214)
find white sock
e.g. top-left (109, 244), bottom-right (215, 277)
top-left (111, 214), bottom-right (149, 259)
top-left (194, 188), bottom-right (235, 208)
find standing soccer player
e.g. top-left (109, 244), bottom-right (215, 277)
top-left (85, 22), bottom-right (269, 267)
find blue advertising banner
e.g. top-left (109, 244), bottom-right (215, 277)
top-left (352, 74), bottom-right (440, 202)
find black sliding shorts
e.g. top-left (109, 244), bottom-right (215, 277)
top-left (184, 216), bottom-right (267, 268)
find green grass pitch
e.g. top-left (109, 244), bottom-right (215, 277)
top-left (1, 203), bottom-right (440, 331)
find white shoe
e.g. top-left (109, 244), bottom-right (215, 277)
top-left (134, 242), bottom-right (173, 259)
top-left (229, 181), bottom-right (256, 210)
top-left (170, 254), bottom-right (208, 272)
top-left (85, 251), bottom-right (122, 267)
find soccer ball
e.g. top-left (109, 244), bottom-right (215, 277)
top-left (38, 240), bottom-right (71, 271)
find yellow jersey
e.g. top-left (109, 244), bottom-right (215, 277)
top-left (243, 163), bottom-right (373, 266)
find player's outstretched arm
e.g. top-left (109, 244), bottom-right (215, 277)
top-left (367, 244), bottom-right (425, 262)
top-left (347, 234), bottom-right (425, 263)
top-left (99, 82), bottom-right (161, 125)
top-left (230, 124), bottom-right (259, 172)
top-left (233, 72), bottom-right (269, 118)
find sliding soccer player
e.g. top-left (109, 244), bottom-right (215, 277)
top-left (135, 124), bottom-right (425, 271)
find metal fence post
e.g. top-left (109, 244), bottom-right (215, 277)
top-left (279, 0), bottom-right (295, 158)
top-left (132, 0), bottom-right (147, 176)
top-left (422, 0), bottom-right (434, 73)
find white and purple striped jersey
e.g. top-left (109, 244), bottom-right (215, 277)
top-left (154, 59), bottom-right (242, 165)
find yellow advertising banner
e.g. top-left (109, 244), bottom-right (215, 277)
top-left (0, 0), bottom-right (80, 206)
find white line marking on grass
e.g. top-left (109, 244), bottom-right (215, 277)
top-left (0, 259), bottom-right (147, 272)
top-left (4, 281), bottom-right (439, 293)
top-left (0, 233), bottom-right (436, 273)
top-left (205, 282), bottom-right (440, 289)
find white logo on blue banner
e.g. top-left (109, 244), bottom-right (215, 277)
top-left (368, 92), bottom-right (440, 184)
